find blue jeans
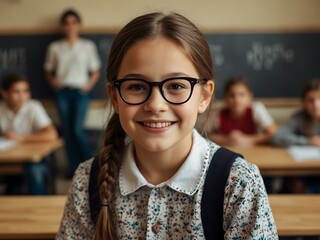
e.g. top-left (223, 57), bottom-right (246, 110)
top-left (5, 161), bottom-right (47, 195)
top-left (25, 161), bottom-right (48, 195)
top-left (55, 88), bottom-right (91, 175)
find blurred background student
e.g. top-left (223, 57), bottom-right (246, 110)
top-left (0, 73), bottom-right (58, 194)
top-left (210, 76), bottom-right (276, 147)
top-left (44, 9), bottom-right (101, 177)
top-left (273, 78), bottom-right (320, 193)
top-left (273, 78), bottom-right (320, 147)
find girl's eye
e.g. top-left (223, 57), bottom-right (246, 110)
top-left (167, 83), bottom-right (186, 90)
top-left (126, 84), bottom-right (147, 91)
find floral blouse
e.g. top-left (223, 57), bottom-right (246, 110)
top-left (56, 130), bottom-right (278, 239)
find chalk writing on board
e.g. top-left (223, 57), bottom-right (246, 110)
top-left (0, 48), bottom-right (27, 73)
top-left (246, 42), bottom-right (294, 71)
top-left (208, 43), bottom-right (224, 67)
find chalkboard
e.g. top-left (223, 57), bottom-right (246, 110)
top-left (0, 32), bottom-right (319, 99)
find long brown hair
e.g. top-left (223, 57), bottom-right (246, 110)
top-left (301, 78), bottom-right (320, 136)
top-left (95, 12), bottom-right (215, 239)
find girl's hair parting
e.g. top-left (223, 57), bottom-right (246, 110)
top-left (301, 78), bottom-right (320, 136)
top-left (95, 12), bottom-right (215, 240)
top-left (223, 75), bottom-right (252, 97)
top-left (60, 9), bottom-right (81, 25)
top-left (1, 72), bottom-right (29, 91)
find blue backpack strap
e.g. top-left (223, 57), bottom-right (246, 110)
top-left (201, 147), bottom-right (243, 239)
top-left (89, 155), bottom-right (101, 224)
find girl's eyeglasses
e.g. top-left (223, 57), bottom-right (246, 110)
top-left (112, 77), bottom-right (208, 105)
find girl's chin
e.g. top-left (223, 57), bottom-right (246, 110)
top-left (138, 142), bottom-right (171, 153)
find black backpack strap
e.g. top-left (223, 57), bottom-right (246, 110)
top-left (201, 147), bottom-right (243, 239)
top-left (89, 147), bottom-right (243, 234)
top-left (89, 155), bottom-right (101, 224)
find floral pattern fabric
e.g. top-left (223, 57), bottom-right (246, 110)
top-left (56, 131), bottom-right (278, 239)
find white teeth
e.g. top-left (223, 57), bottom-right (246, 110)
top-left (143, 122), bottom-right (173, 128)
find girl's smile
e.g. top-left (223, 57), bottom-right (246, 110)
top-left (140, 120), bottom-right (176, 128)
top-left (138, 120), bottom-right (178, 133)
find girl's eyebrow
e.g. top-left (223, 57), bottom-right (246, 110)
top-left (121, 72), bottom-right (192, 80)
top-left (162, 72), bottom-right (192, 78)
top-left (121, 73), bottom-right (147, 79)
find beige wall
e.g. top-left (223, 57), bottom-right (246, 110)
top-left (0, 0), bottom-right (320, 32)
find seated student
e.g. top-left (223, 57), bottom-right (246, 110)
top-left (210, 76), bottom-right (276, 147)
top-left (273, 78), bottom-right (320, 193)
top-left (0, 73), bottom-right (58, 195)
top-left (273, 78), bottom-right (320, 146)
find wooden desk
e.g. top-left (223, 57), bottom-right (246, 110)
top-left (0, 195), bottom-right (319, 238)
top-left (0, 139), bottom-right (63, 163)
top-left (0, 140), bottom-right (63, 193)
top-left (229, 146), bottom-right (320, 176)
top-left (0, 196), bottom-right (66, 239)
top-left (269, 194), bottom-right (320, 236)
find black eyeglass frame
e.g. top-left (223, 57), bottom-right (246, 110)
top-left (112, 77), bottom-right (208, 105)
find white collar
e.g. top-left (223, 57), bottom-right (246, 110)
top-left (119, 129), bottom-right (211, 196)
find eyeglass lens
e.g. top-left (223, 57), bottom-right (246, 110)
top-left (119, 79), bottom-right (193, 104)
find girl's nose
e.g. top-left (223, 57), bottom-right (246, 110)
top-left (143, 87), bottom-right (168, 114)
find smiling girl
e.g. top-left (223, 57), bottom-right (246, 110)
top-left (57, 13), bottom-right (277, 239)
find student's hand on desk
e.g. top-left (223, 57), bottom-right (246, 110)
top-left (229, 130), bottom-right (254, 147)
top-left (5, 131), bottom-right (25, 142)
top-left (308, 135), bottom-right (320, 146)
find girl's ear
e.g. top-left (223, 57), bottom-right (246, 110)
top-left (107, 84), bottom-right (119, 113)
top-left (198, 80), bottom-right (214, 114)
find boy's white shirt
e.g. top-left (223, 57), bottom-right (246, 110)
top-left (44, 38), bottom-right (101, 89)
top-left (0, 99), bottom-right (52, 135)
top-left (252, 102), bottom-right (274, 130)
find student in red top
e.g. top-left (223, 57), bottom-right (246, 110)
top-left (210, 76), bottom-right (276, 146)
